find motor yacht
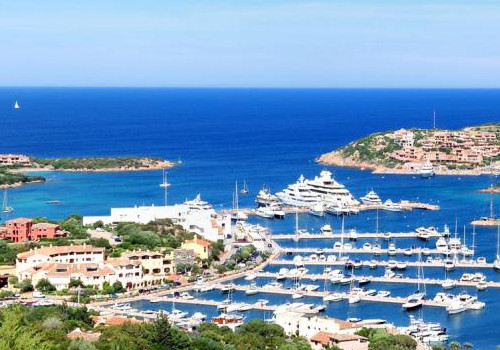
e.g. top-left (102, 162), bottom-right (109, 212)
top-left (255, 186), bottom-right (279, 207)
top-left (369, 260), bottom-right (378, 269)
top-left (376, 290), bottom-right (391, 297)
top-left (402, 292), bottom-right (425, 311)
top-left (420, 160), bottom-right (435, 178)
top-left (443, 259), bottom-right (456, 271)
top-left (436, 237), bottom-right (448, 251)
top-left (362, 242), bottom-right (372, 251)
top-left (348, 229), bottom-right (359, 241)
top-left (476, 281), bottom-right (488, 291)
top-left (441, 279), bottom-right (456, 290)
top-left (276, 175), bottom-right (320, 207)
top-left (245, 283), bottom-right (260, 295)
top-left (446, 300), bottom-right (466, 315)
top-left (309, 203), bottom-right (326, 217)
top-left (403, 248), bottom-right (413, 256)
top-left (396, 262), bottom-right (408, 270)
top-left (323, 292), bottom-right (343, 302)
top-left (384, 199), bottom-right (404, 212)
top-left (255, 207), bottom-right (275, 219)
top-left (320, 224), bottom-right (333, 235)
top-left (305, 170), bottom-right (360, 209)
top-left (183, 193), bottom-right (214, 211)
top-left (476, 256), bottom-right (487, 264)
top-left (348, 292), bottom-right (361, 304)
top-left (220, 283), bottom-right (236, 293)
top-left (360, 190), bottom-right (382, 205)
top-left (388, 243), bottom-right (397, 256)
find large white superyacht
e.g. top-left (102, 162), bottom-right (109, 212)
top-left (305, 170), bottom-right (359, 208)
top-left (275, 175), bottom-right (320, 207)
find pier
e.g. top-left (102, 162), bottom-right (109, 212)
top-left (269, 259), bottom-right (493, 269)
top-left (254, 271), bottom-right (499, 289)
top-left (221, 200), bottom-right (439, 217)
top-left (145, 296), bottom-right (277, 311)
top-left (272, 231), bottom-right (442, 240)
top-left (211, 284), bottom-right (450, 309)
top-left (279, 247), bottom-right (468, 256)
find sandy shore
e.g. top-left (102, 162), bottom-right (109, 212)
top-left (0, 180), bottom-right (45, 189)
top-left (317, 151), bottom-right (488, 176)
top-left (477, 188), bottom-right (500, 193)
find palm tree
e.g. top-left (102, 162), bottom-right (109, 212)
top-left (463, 343), bottom-right (473, 349)
top-left (450, 342), bottom-right (461, 350)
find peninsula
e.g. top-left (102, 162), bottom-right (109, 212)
top-left (317, 123), bottom-right (500, 175)
top-left (0, 155), bottom-right (175, 188)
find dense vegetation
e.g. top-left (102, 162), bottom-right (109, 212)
top-left (356, 328), bottom-right (416, 350)
top-left (0, 305), bottom-right (313, 350)
top-left (31, 156), bottom-right (168, 170)
top-left (0, 169), bottom-right (45, 186)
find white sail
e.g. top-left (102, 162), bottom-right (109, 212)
top-left (14, 101), bottom-right (19, 109)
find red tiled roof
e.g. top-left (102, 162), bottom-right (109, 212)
top-left (7, 217), bottom-right (32, 225)
top-left (17, 245), bottom-right (104, 259)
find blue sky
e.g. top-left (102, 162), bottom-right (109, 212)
top-left (1, 0), bottom-right (499, 87)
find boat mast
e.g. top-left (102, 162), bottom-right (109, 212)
top-left (472, 224), bottom-right (476, 258)
top-left (497, 225), bottom-right (500, 260)
top-left (340, 215), bottom-right (345, 258)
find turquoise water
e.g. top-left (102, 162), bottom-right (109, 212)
top-left (2, 88), bottom-right (500, 347)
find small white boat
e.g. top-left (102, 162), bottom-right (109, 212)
top-left (245, 274), bottom-right (257, 281)
top-left (446, 300), bottom-right (466, 315)
top-left (476, 281), bottom-right (488, 291)
top-left (444, 259), bottom-right (456, 271)
top-left (376, 290), bottom-right (391, 297)
top-left (388, 244), bottom-right (397, 256)
top-left (441, 279), bottom-right (456, 290)
top-left (309, 203), bottom-right (325, 217)
top-left (246, 283), bottom-right (260, 296)
top-left (403, 248), bottom-right (413, 256)
top-left (255, 207), bottom-right (275, 219)
top-left (323, 293), bottom-right (343, 302)
top-left (320, 224), bottom-right (333, 235)
top-left (292, 292), bottom-right (304, 299)
top-left (348, 293), bottom-right (361, 304)
top-left (384, 199), bottom-right (404, 212)
top-left (14, 100), bottom-right (20, 109)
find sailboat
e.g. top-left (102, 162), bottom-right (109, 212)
top-left (240, 180), bottom-right (249, 195)
top-left (494, 226), bottom-right (500, 270)
top-left (14, 101), bottom-right (20, 109)
top-left (402, 252), bottom-right (426, 310)
top-left (159, 169), bottom-right (170, 206)
top-left (232, 181), bottom-right (247, 221)
top-left (2, 191), bottom-right (13, 213)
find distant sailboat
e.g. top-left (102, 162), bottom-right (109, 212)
top-left (240, 180), bottom-right (249, 195)
top-left (159, 169), bottom-right (170, 206)
top-left (2, 191), bottom-right (13, 213)
top-left (14, 101), bottom-right (19, 109)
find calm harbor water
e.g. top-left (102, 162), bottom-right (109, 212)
top-left (2, 88), bottom-right (500, 348)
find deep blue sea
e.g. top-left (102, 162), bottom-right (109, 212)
top-left (2, 88), bottom-right (500, 348)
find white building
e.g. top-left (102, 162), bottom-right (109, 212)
top-left (83, 203), bottom-right (231, 242)
top-left (16, 245), bottom-right (174, 291)
top-left (16, 244), bottom-right (105, 274)
top-left (274, 310), bottom-right (359, 339)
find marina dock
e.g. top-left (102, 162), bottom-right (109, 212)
top-left (269, 258), bottom-right (493, 269)
top-left (272, 231), bottom-right (442, 240)
top-left (279, 247), bottom-right (468, 256)
top-left (254, 271), bottom-right (499, 288)
top-left (221, 200), bottom-right (439, 217)
top-left (212, 284), bottom-right (450, 309)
